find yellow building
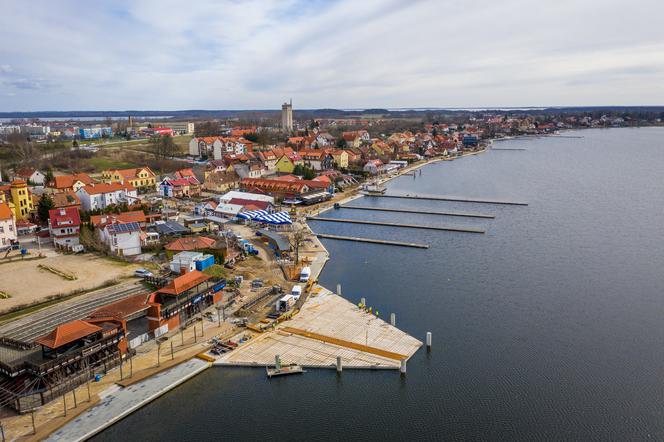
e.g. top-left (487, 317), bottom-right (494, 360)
top-left (102, 167), bottom-right (157, 191)
top-left (275, 154), bottom-right (303, 174)
top-left (10, 180), bottom-right (33, 220)
top-left (331, 150), bottom-right (349, 169)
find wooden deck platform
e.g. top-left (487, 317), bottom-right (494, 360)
top-left (215, 289), bottom-right (422, 369)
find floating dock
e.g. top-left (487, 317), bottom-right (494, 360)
top-left (339, 205), bottom-right (495, 219)
top-left (367, 194), bottom-right (528, 206)
top-left (315, 233), bottom-right (429, 249)
top-left (307, 216), bottom-right (485, 233)
top-left (491, 148), bottom-right (527, 151)
top-left (215, 289), bottom-right (422, 369)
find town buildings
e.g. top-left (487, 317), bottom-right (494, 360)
top-left (188, 137), bottom-right (250, 160)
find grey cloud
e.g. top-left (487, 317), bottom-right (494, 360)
top-left (0, 0), bottom-right (663, 110)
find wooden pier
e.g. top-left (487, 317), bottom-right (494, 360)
top-left (307, 216), bottom-right (485, 233)
top-left (367, 194), bottom-right (528, 206)
top-left (339, 205), bottom-right (495, 219)
top-left (315, 233), bottom-right (429, 249)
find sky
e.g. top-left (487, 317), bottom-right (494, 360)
top-left (1, 0), bottom-right (663, 111)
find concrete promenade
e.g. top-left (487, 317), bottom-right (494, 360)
top-left (45, 358), bottom-right (210, 442)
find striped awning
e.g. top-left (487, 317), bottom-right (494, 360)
top-left (254, 211), bottom-right (292, 225)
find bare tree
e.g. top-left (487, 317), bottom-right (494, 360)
top-left (288, 225), bottom-right (308, 264)
top-left (5, 133), bottom-right (38, 167)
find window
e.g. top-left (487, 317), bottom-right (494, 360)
top-left (0, 226), bottom-right (4, 233)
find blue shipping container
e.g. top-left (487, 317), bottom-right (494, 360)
top-left (195, 254), bottom-right (215, 271)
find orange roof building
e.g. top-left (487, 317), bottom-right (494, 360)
top-left (35, 320), bottom-right (102, 349)
top-left (52, 173), bottom-right (95, 192)
top-left (156, 270), bottom-right (211, 296)
top-left (165, 236), bottom-right (217, 252)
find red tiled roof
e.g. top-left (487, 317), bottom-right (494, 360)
top-left (48, 207), bottom-right (81, 227)
top-left (80, 182), bottom-right (135, 195)
top-left (240, 178), bottom-right (309, 193)
top-left (107, 167), bottom-right (155, 180)
top-left (15, 168), bottom-right (36, 178)
top-left (227, 198), bottom-right (270, 210)
top-left (91, 293), bottom-right (149, 319)
top-left (165, 236), bottom-right (216, 251)
top-left (35, 320), bottom-right (102, 349)
top-left (53, 173), bottom-right (95, 190)
top-left (158, 270), bottom-right (211, 296)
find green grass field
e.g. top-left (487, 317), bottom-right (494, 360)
top-left (87, 157), bottom-right (138, 170)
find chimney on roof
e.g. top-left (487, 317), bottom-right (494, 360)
top-left (59, 209), bottom-right (66, 216)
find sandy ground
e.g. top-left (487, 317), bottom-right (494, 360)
top-left (0, 253), bottom-right (141, 312)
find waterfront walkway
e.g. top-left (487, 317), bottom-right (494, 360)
top-left (45, 358), bottom-right (210, 442)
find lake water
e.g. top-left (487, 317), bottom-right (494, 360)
top-left (93, 128), bottom-right (664, 441)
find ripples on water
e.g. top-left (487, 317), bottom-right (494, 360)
top-left (93, 128), bottom-right (664, 441)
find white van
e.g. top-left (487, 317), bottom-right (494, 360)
top-left (291, 285), bottom-right (303, 297)
top-left (276, 294), bottom-right (297, 313)
top-left (299, 267), bottom-right (311, 283)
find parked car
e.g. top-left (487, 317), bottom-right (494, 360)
top-left (134, 268), bottom-right (153, 278)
